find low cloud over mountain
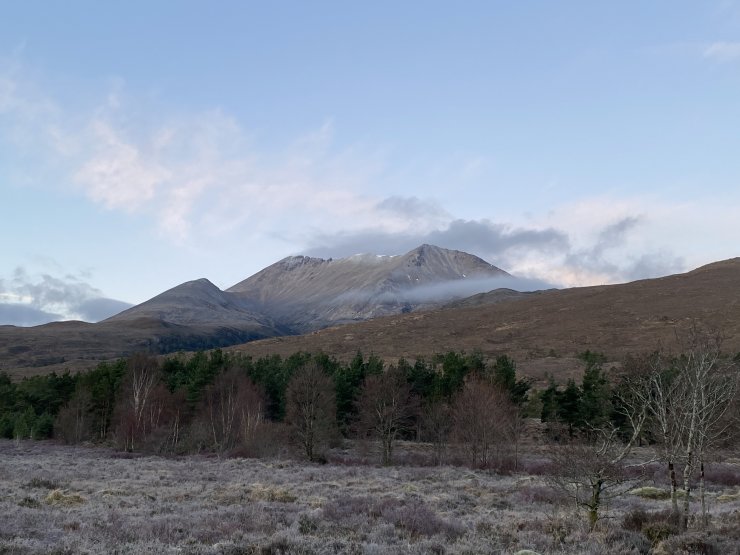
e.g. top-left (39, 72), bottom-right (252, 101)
top-left (0, 268), bottom-right (132, 326)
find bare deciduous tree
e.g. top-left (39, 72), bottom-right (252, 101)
top-left (618, 352), bottom-right (684, 514)
top-left (200, 367), bottom-right (264, 455)
top-left (452, 376), bottom-right (517, 468)
top-left (617, 325), bottom-right (739, 530)
top-left (114, 354), bottom-right (161, 451)
top-left (549, 374), bottom-right (649, 530)
top-left (673, 326), bottom-right (738, 529)
top-left (420, 399), bottom-right (452, 465)
top-left (55, 388), bottom-right (92, 444)
top-left (549, 435), bottom-right (637, 531)
top-left (356, 366), bottom-right (418, 465)
top-left (285, 362), bottom-right (337, 461)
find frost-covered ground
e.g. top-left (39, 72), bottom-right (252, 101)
top-left (1, 440), bottom-right (739, 554)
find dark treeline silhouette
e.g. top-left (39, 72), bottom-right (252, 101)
top-left (0, 347), bottom-right (656, 451)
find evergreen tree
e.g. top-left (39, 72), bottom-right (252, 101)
top-left (580, 363), bottom-right (611, 431)
top-left (557, 379), bottom-right (582, 436)
top-left (492, 355), bottom-right (516, 391)
top-left (540, 375), bottom-right (559, 423)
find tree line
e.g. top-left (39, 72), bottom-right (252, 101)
top-left (0, 350), bottom-right (529, 461)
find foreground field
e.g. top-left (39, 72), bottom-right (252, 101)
top-left (1, 441), bottom-right (739, 554)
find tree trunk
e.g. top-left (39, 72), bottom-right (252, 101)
top-left (588, 480), bottom-right (603, 531)
top-left (699, 459), bottom-right (707, 529)
top-left (682, 453), bottom-right (692, 530)
top-left (382, 436), bottom-right (393, 466)
top-left (669, 461), bottom-right (678, 514)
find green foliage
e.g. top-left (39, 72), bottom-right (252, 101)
top-left (491, 355), bottom-right (516, 390)
top-left (334, 352), bottom-right (371, 431)
top-left (539, 375), bottom-right (559, 423)
top-left (2, 348), bottom-right (537, 449)
top-left (405, 357), bottom-right (436, 399)
top-left (75, 359), bottom-right (126, 440)
top-left (16, 372), bottom-right (77, 416)
top-left (248, 354), bottom-right (294, 420)
top-left (431, 351), bottom-right (484, 398)
top-left (556, 379), bottom-right (582, 436)
top-left (489, 355), bottom-right (530, 405)
top-left (539, 351), bottom-right (613, 436)
top-left (580, 363), bottom-right (611, 430)
top-left (0, 372), bottom-right (16, 414)
top-left (0, 371), bottom-right (78, 439)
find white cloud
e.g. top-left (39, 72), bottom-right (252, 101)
top-left (74, 120), bottom-right (171, 211)
top-left (703, 41), bottom-right (740, 62)
top-left (0, 266), bottom-right (132, 324)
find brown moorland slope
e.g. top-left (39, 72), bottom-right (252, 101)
top-left (3, 258), bottom-right (738, 382)
top-left (228, 258), bottom-right (740, 382)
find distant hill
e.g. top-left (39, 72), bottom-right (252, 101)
top-left (106, 278), bottom-right (285, 331)
top-left (226, 258), bottom-right (740, 384)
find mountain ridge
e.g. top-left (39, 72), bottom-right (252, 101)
top-left (226, 256), bottom-right (740, 383)
top-left (0, 244), bottom-right (517, 376)
top-left (227, 244), bottom-right (509, 332)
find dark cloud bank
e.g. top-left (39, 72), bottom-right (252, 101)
top-left (304, 197), bottom-right (685, 287)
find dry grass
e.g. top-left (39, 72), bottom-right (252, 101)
top-left (1, 440), bottom-right (739, 554)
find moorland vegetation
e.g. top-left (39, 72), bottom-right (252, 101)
top-left (1, 324), bottom-right (740, 553)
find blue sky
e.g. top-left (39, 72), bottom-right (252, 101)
top-left (2, 1), bottom-right (740, 325)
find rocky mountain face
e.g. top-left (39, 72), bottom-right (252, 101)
top-left (1, 245), bottom-right (513, 375)
top-left (227, 244), bottom-right (510, 332)
top-left (106, 278), bottom-right (284, 331)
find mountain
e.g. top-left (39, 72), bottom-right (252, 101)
top-left (0, 245), bottom-right (513, 376)
top-left (226, 258), bottom-right (740, 383)
top-left (6, 248), bottom-right (738, 382)
top-left (106, 278), bottom-right (282, 331)
top-left (0, 279), bottom-right (287, 376)
top-left (228, 244), bottom-right (509, 332)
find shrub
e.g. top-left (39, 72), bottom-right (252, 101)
top-left (622, 508), bottom-right (679, 545)
top-left (622, 508), bottom-right (649, 532)
top-left (704, 464), bottom-right (740, 487)
top-left (26, 477), bottom-right (60, 490)
top-left (44, 489), bottom-right (85, 506)
top-left (511, 483), bottom-right (567, 505)
top-left (297, 513), bottom-right (318, 535)
top-left (643, 521), bottom-right (678, 544)
top-left (248, 484), bottom-right (296, 503)
top-left (18, 496), bottom-right (41, 508)
top-left (322, 495), bottom-right (378, 522)
top-left (380, 501), bottom-right (465, 539)
top-left (657, 533), bottom-right (719, 555)
top-left (629, 486), bottom-right (671, 500)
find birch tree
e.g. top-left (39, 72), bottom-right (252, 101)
top-left (201, 368), bottom-right (264, 455)
top-left (673, 328), bottom-right (738, 529)
top-left (285, 362), bottom-right (336, 461)
top-left (356, 365), bottom-right (418, 465)
top-left (452, 376), bottom-right (517, 468)
top-left (115, 354), bottom-right (161, 451)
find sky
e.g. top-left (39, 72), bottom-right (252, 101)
top-left (2, 1), bottom-right (740, 325)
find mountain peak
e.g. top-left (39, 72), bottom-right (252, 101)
top-left (227, 244), bottom-right (510, 332)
